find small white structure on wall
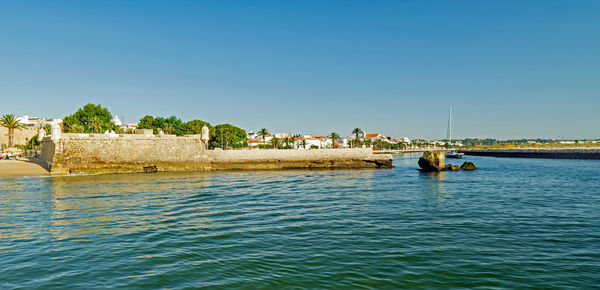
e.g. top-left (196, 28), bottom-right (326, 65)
top-left (51, 123), bottom-right (62, 140)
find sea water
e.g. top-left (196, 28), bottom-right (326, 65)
top-left (1, 154), bottom-right (599, 288)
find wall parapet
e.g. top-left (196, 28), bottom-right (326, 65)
top-left (56, 133), bottom-right (202, 140)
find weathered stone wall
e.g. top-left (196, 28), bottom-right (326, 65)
top-left (40, 134), bottom-right (393, 174)
top-left (0, 128), bottom-right (38, 147)
top-left (43, 134), bottom-right (209, 174)
top-left (207, 148), bottom-right (392, 170)
top-left (40, 137), bottom-right (56, 169)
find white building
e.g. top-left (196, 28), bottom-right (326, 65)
top-left (16, 115), bottom-right (44, 128)
top-left (111, 115), bottom-right (122, 126)
top-left (17, 115), bottom-right (63, 128)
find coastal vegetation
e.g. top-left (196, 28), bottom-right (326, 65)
top-left (63, 103), bottom-right (112, 133)
top-left (270, 136), bottom-right (280, 149)
top-left (138, 115), bottom-right (185, 135)
top-left (351, 128), bottom-right (363, 148)
top-left (183, 120), bottom-right (214, 137)
top-left (1, 114), bottom-right (26, 147)
top-left (212, 124), bottom-right (247, 149)
top-left (137, 116), bottom-right (247, 149)
top-left (258, 128), bottom-right (269, 149)
top-left (58, 104), bottom-right (248, 149)
top-left (329, 132), bottom-right (340, 148)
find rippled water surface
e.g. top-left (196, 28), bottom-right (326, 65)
top-left (1, 154), bottom-right (600, 288)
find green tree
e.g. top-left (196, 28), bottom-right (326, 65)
top-left (284, 137), bottom-right (291, 148)
top-left (0, 114), bottom-right (26, 147)
top-left (270, 136), bottom-right (281, 149)
top-left (63, 103), bottom-right (112, 133)
top-left (351, 128), bottom-right (363, 148)
top-left (26, 134), bottom-right (40, 150)
top-left (88, 116), bottom-right (105, 133)
top-left (108, 123), bottom-right (125, 134)
top-left (329, 132), bottom-right (340, 148)
top-left (62, 115), bottom-right (81, 133)
top-left (213, 124), bottom-right (247, 149)
top-left (258, 128), bottom-right (269, 149)
top-left (163, 116), bottom-right (184, 136)
top-left (137, 115), bottom-right (155, 130)
top-left (163, 123), bottom-right (175, 135)
top-left (183, 119), bottom-right (214, 138)
top-left (138, 115), bottom-right (184, 135)
top-left (288, 135), bottom-right (296, 149)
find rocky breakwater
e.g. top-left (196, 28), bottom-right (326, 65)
top-left (460, 148), bottom-right (600, 160)
top-left (418, 151), bottom-right (477, 172)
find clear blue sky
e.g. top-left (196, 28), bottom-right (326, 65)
top-left (1, 1), bottom-right (598, 139)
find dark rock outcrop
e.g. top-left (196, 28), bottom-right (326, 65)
top-left (460, 161), bottom-right (477, 170)
top-left (443, 164), bottom-right (460, 171)
top-left (418, 151), bottom-right (445, 172)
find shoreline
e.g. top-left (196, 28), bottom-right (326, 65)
top-left (0, 157), bottom-right (51, 178)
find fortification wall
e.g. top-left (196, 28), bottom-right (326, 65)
top-left (40, 134), bottom-right (393, 174)
top-left (40, 138), bottom-right (56, 169)
top-left (43, 133), bottom-right (208, 174)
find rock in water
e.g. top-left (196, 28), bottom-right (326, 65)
top-left (418, 151), bottom-right (445, 172)
top-left (460, 161), bottom-right (477, 170)
top-left (443, 164), bottom-right (460, 171)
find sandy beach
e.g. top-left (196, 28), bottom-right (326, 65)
top-left (0, 157), bottom-right (50, 177)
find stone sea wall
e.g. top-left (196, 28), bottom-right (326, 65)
top-left (43, 133), bottom-right (209, 174)
top-left (40, 134), bottom-right (393, 174)
top-left (460, 148), bottom-right (600, 159)
top-left (207, 148), bottom-right (393, 170)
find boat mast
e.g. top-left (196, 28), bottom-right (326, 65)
top-left (447, 106), bottom-right (452, 149)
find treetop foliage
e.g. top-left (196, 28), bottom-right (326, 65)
top-left (63, 103), bottom-right (113, 133)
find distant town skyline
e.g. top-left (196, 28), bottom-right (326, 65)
top-left (2, 1), bottom-right (599, 139)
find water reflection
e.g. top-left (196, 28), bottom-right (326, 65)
top-left (48, 172), bottom-right (214, 240)
top-left (420, 171), bottom-right (447, 204)
top-left (0, 178), bottom-right (52, 241)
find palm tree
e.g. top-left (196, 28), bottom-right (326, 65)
top-left (163, 123), bottom-right (174, 135)
top-left (88, 116), bottom-right (104, 133)
top-left (301, 139), bottom-right (307, 149)
top-left (289, 135), bottom-right (296, 149)
top-left (258, 128), bottom-right (269, 149)
top-left (1, 114), bottom-right (26, 148)
top-left (351, 128), bottom-right (363, 148)
top-left (270, 136), bottom-right (280, 149)
top-left (329, 132), bottom-right (340, 148)
top-left (43, 123), bottom-right (52, 135)
top-left (67, 123), bottom-right (84, 133)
